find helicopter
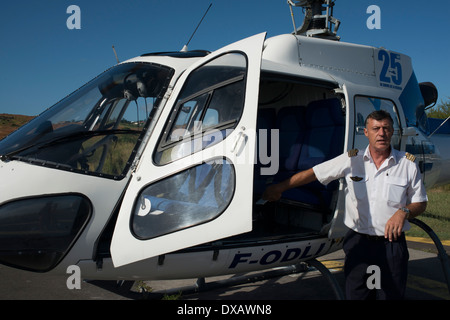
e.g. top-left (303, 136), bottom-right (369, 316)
top-left (0, 0), bottom-right (448, 286)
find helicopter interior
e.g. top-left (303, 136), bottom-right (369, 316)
top-left (245, 73), bottom-right (345, 243)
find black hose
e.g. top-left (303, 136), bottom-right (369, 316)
top-left (409, 218), bottom-right (450, 295)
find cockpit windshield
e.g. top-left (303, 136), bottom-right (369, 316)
top-left (0, 62), bottom-right (174, 179)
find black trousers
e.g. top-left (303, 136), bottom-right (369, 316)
top-left (343, 229), bottom-right (409, 300)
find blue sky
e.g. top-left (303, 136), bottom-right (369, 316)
top-left (0, 0), bottom-right (449, 116)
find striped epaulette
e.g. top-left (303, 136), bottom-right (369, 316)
top-left (405, 152), bottom-right (416, 162)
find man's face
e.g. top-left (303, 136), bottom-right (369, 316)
top-left (364, 118), bottom-right (394, 153)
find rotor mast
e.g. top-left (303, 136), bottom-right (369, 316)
top-left (288, 0), bottom-right (341, 40)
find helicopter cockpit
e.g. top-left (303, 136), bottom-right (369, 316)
top-left (0, 62), bottom-right (174, 180)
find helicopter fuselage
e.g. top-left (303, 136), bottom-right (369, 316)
top-left (0, 31), bottom-right (447, 281)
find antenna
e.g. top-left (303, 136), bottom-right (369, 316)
top-left (181, 3), bottom-right (213, 52)
top-left (112, 45), bottom-right (120, 64)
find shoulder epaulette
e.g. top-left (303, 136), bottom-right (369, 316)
top-left (405, 152), bottom-right (416, 162)
top-left (348, 149), bottom-right (359, 157)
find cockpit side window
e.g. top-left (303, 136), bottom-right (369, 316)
top-left (154, 53), bottom-right (247, 165)
top-left (354, 96), bottom-right (401, 150)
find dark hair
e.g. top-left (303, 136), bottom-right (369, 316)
top-left (365, 110), bottom-right (394, 127)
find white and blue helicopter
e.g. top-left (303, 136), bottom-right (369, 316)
top-left (0, 0), bottom-right (448, 292)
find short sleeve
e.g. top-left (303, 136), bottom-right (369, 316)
top-left (313, 153), bottom-right (349, 186)
top-left (407, 162), bottom-right (428, 204)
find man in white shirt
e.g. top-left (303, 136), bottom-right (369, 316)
top-left (263, 110), bottom-right (428, 300)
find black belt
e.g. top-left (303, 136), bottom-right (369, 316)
top-left (355, 231), bottom-right (405, 241)
top-left (359, 233), bottom-right (386, 241)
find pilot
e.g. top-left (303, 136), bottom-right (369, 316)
top-left (262, 110), bottom-right (428, 300)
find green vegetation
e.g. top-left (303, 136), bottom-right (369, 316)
top-left (162, 291), bottom-right (183, 300)
top-left (426, 98), bottom-right (450, 119)
top-left (407, 184), bottom-right (450, 241)
top-left (79, 132), bottom-right (140, 176)
top-left (406, 98), bottom-right (450, 241)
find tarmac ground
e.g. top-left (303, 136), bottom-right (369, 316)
top-left (0, 238), bottom-right (449, 301)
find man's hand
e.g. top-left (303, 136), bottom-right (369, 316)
top-left (262, 183), bottom-right (284, 202)
top-left (384, 202), bottom-right (427, 241)
top-left (385, 209), bottom-right (407, 242)
top-left (262, 168), bottom-right (317, 202)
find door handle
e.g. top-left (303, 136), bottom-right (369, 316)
top-left (231, 128), bottom-right (248, 155)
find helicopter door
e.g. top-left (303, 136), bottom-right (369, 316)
top-left (110, 33), bottom-right (266, 267)
top-left (353, 96), bottom-right (402, 150)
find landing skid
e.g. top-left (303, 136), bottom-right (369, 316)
top-left (143, 260), bottom-right (344, 300)
top-left (409, 218), bottom-right (450, 295)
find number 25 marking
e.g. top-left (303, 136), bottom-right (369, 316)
top-left (378, 50), bottom-right (402, 86)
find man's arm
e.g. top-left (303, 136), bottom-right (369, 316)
top-left (262, 168), bottom-right (317, 202)
top-left (385, 201), bottom-right (428, 242)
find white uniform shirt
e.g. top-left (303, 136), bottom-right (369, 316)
top-left (313, 146), bottom-right (428, 236)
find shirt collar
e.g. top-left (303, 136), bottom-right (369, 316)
top-left (363, 145), bottom-right (398, 165)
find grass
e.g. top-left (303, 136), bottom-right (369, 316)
top-left (79, 132), bottom-right (140, 176)
top-left (406, 184), bottom-right (450, 241)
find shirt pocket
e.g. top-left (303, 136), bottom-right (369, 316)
top-left (346, 176), bottom-right (369, 200)
top-left (385, 176), bottom-right (408, 208)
